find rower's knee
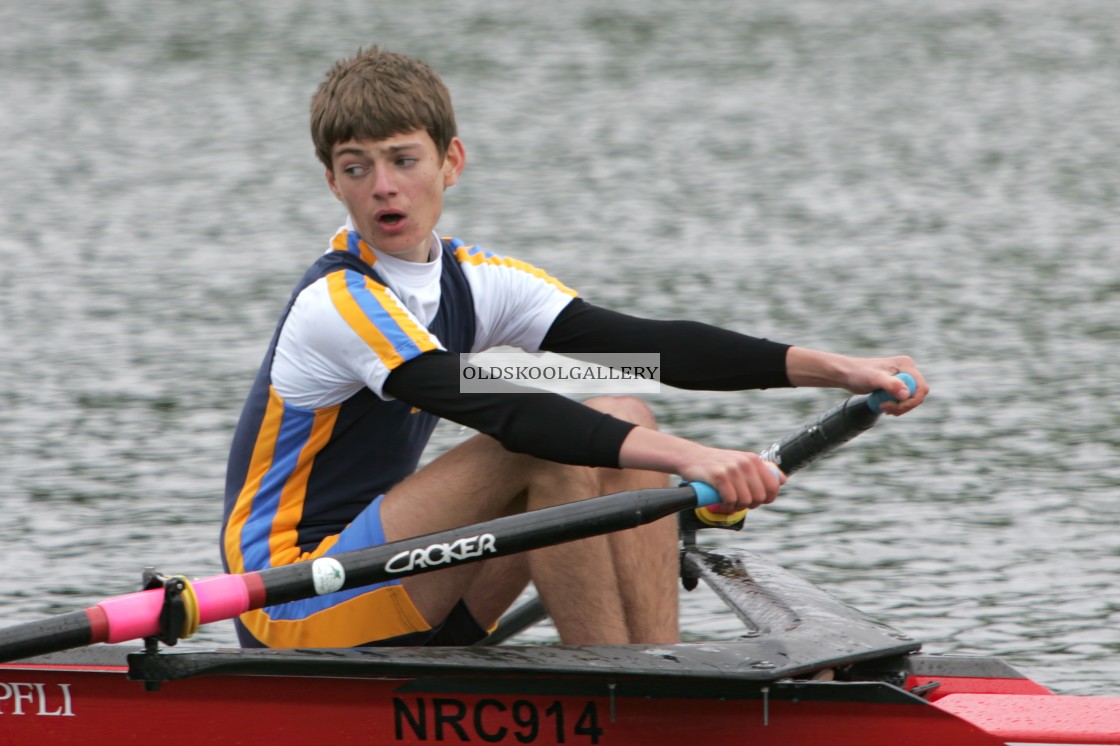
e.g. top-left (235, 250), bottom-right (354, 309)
top-left (524, 397), bottom-right (661, 501)
top-left (581, 396), bottom-right (658, 430)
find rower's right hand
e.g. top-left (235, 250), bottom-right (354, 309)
top-left (677, 447), bottom-right (786, 512)
top-left (617, 428), bottom-right (785, 511)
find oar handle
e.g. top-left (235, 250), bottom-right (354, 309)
top-left (690, 481), bottom-right (721, 508)
top-left (865, 373), bottom-right (917, 414)
top-left (689, 373), bottom-right (916, 524)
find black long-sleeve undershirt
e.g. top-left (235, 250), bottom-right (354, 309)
top-left (383, 352), bottom-right (636, 467)
top-left (381, 299), bottom-right (792, 468)
top-left (541, 299), bottom-right (791, 391)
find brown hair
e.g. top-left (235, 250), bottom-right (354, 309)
top-left (310, 47), bottom-right (458, 169)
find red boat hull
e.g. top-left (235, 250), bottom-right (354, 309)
top-left (3, 649), bottom-right (1118, 745)
top-left (0, 660), bottom-right (989, 745)
top-left (4, 549), bottom-right (1117, 745)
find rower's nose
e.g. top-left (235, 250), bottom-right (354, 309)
top-left (372, 165), bottom-right (398, 198)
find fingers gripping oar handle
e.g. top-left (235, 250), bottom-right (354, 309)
top-left (689, 373), bottom-right (917, 528)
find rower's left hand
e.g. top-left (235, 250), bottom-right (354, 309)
top-left (843, 356), bottom-right (928, 415)
top-left (786, 348), bottom-right (929, 415)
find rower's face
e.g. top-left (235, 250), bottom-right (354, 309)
top-left (325, 130), bottom-right (465, 263)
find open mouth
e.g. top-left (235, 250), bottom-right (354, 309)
top-left (378, 211), bottom-right (405, 226)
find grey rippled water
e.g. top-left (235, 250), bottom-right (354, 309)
top-left (1, 0), bottom-right (1118, 696)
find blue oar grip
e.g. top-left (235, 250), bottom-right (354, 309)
top-left (866, 372), bottom-right (917, 413)
top-left (689, 481), bottom-right (721, 508)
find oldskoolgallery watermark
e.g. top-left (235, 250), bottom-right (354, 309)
top-left (459, 351), bottom-right (661, 394)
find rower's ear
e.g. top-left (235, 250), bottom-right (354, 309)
top-left (443, 137), bottom-right (466, 188)
top-left (325, 167), bottom-right (343, 201)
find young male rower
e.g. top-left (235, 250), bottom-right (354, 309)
top-left (220, 47), bottom-right (928, 649)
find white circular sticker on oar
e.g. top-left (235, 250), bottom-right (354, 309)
top-left (311, 557), bottom-right (346, 595)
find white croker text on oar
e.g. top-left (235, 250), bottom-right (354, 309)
top-left (0, 682), bottom-right (74, 716)
top-left (385, 534), bottom-right (498, 574)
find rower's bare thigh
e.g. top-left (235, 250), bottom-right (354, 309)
top-left (379, 432), bottom-right (534, 543)
top-left (380, 395), bottom-right (656, 540)
top-left (378, 433), bottom-right (537, 625)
